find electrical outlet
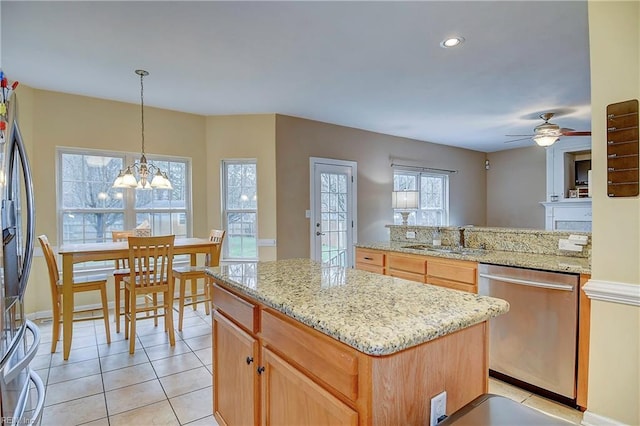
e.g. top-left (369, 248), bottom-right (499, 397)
top-left (430, 391), bottom-right (447, 426)
top-left (406, 231), bottom-right (416, 239)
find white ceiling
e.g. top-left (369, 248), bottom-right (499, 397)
top-left (1, 1), bottom-right (591, 152)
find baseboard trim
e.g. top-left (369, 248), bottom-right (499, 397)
top-left (583, 279), bottom-right (640, 307)
top-left (26, 301), bottom-right (117, 321)
top-left (582, 410), bottom-right (626, 426)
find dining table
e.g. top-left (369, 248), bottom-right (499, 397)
top-left (57, 237), bottom-right (220, 360)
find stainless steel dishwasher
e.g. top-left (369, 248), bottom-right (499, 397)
top-left (478, 264), bottom-right (579, 402)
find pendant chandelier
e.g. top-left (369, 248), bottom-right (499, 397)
top-left (112, 69), bottom-right (172, 190)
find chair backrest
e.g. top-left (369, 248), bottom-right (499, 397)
top-left (38, 235), bottom-right (61, 303)
top-left (208, 229), bottom-right (226, 267)
top-left (128, 235), bottom-right (175, 288)
top-left (112, 230), bottom-right (135, 269)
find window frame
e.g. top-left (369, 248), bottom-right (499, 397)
top-left (393, 170), bottom-right (450, 226)
top-left (221, 159), bottom-right (258, 261)
top-left (56, 147), bottom-right (192, 270)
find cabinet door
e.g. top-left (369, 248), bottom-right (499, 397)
top-left (213, 312), bottom-right (260, 426)
top-left (261, 348), bottom-right (358, 426)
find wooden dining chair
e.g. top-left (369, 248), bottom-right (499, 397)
top-left (38, 235), bottom-right (111, 353)
top-left (123, 235), bottom-right (176, 354)
top-left (111, 230), bottom-right (135, 333)
top-left (173, 229), bottom-right (225, 331)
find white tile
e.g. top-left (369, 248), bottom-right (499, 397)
top-left (41, 393), bottom-right (107, 426)
top-left (109, 400), bottom-right (179, 426)
top-left (44, 374), bottom-right (104, 406)
top-left (100, 350), bottom-right (149, 372)
top-left (488, 378), bottom-right (533, 403)
top-left (159, 366), bottom-right (211, 398)
top-left (184, 415), bottom-right (220, 426)
top-left (193, 347), bottom-right (212, 365)
top-left (98, 338), bottom-right (143, 358)
top-left (170, 386), bottom-right (213, 425)
top-left (48, 358), bottom-right (101, 384)
top-left (152, 352), bottom-right (203, 377)
top-left (105, 379), bottom-right (167, 415)
top-left (183, 334), bottom-right (211, 351)
top-left (145, 340), bottom-right (192, 361)
top-left (50, 345), bottom-right (99, 367)
top-left (103, 362), bottom-right (157, 391)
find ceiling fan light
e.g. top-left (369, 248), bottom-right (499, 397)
top-left (533, 135), bottom-right (559, 147)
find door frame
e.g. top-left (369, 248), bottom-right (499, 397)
top-left (309, 157), bottom-right (358, 267)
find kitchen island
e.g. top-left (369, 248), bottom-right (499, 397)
top-left (206, 258), bottom-right (509, 425)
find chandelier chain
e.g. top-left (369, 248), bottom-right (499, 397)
top-left (140, 71), bottom-right (145, 155)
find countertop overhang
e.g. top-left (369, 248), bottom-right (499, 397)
top-left (206, 258), bottom-right (509, 356)
top-left (357, 241), bottom-right (591, 275)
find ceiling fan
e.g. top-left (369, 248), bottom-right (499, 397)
top-left (505, 112), bottom-right (591, 147)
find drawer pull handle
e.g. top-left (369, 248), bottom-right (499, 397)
top-left (364, 257), bottom-right (373, 260)
top-left (257, 366), bottom-right (266, 375)
top-left (246, 356), bottom-right (254, 365)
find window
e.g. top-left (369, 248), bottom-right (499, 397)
top-left (58, 149), bottom-right (191, 246)
top-left (222, 160), bottom-right (257, 259)
top-left (393, 170), bottom-right (449, 226)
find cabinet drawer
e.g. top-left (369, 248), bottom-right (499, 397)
top-left (387, 269), bottom-right (426, 283)
top-left (428, 259), bottom-right (477, 285)
top-left (261, 309), bottom-right (359, 402)
top-left (213, 283), bottom-right (258, 333)
top-left (356, 263), bottom-right (385, 275)
top-left (355, 248), bottom-right (385, 266)
top-left (428, 277), bottom-right (477, 293)
top-left (387, 253), bottom-right (426, 274)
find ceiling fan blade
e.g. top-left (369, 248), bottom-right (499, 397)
top-left (561, 130), bottom-right (592, 136)
top-left (504, 137), bottom-right (532, 144)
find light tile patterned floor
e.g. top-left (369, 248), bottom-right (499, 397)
top-left (32, 304), bottom-right (584, 425)
top-left (33, 305), bottom-right (219, 426)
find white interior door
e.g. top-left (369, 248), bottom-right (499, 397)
top-left (310, 158), bottom-right (357, 267)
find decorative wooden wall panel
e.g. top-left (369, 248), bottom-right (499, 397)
top-left (606, 99), bottom-right (639, 197)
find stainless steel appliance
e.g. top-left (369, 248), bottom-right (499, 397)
top-left (478, 264), bottom-right (579, 402)
top-left (0, 76), bottom-right (45, 423)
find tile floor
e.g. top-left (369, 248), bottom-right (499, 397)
top-left (32, 305), bottom-right (220, 426)
top-left (31, 305), bottom-right (584, 426)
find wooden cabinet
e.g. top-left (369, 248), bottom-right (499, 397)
top-left (355, 248), bottom-right (385, 274)
top-left (212, 280), bottom-right (489, 425)
top-left (387, 252), bottom-right (427, 282)
top-left (356, 247), bottom-right (478, 293)
top-left (213, 312), bottom-right (260, 426)
top-left (262, 347), bottom-right (358, 425)
top-left (426, 257), bottom-right (478, 293)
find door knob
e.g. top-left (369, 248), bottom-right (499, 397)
top-left (246, 356), bottom-right (253, 365)
top-left (316, 231), bottom-right (325, 236)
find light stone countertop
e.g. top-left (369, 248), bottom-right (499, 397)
top-left (357, 241), bottom-right (591, 275)
top-left (206, 258), bottom-right (509, 356)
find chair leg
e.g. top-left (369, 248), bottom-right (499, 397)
top-left (129, 289), bottom-right (137, 354)
top-left (114, 276), bottom-right (121, 333)
top-left (191, 278), bottom-right (198, 311)
top-left (100, 285), bottom-right (111, 345)
top-left (153, 294), bottom-right (158, 327)
top-left (165, 290), bottom-right (176, 347)
top-left (124, 287), bottom-right (130, 340)
top-left (51, 299), bottom-right (60, 353)
top-left (204, 277), bottom-right (211, 316)
top-left (178, 277), bottom-right (186, 332)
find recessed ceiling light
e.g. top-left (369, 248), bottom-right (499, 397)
top-left (440, 37), bottom-right (465, 48)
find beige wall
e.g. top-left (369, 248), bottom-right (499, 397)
top-left (205, 115), bottom-right (277, 261)
top-left (587, 1), bottom-right (640, 425)
top-left (486, 146), bottom-right (546, 229)
top-left (21, 88), bottom-right (207, 314)
top-left (275, 115), bottom-right (487, 259)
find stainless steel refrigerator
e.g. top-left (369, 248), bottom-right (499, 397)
top-left (0, 78), bottom-right (45, 423)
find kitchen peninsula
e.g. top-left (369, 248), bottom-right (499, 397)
top-left (206, 259), bottom-right (509, 425)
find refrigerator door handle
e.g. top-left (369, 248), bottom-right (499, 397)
top-left (27, 369), bottom-right (46, 425)
top-left (2, 320), bottom-right (40, 384)
top-left (478, 273), bottom-right (575, 291)
top-left (12, 121), bottom-right (36, 288)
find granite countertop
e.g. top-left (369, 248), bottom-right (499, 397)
top-left (206, 258), bottom-right (509, 356)
top-left (356, 241), bottom-right (591, 275)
